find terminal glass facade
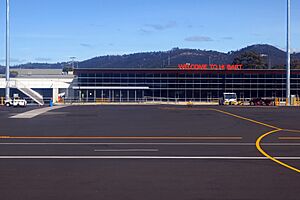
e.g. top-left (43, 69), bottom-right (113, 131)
top-left (72, 69), bottom-right (300, 102)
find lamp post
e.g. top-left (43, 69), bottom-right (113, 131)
top-left (5, 0), bottom-right (10, 101)
top-left (286, 0), bottom-right (291, 105)
top-left (70, 57), bottom-right (76, 69)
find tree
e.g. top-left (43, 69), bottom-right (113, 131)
top-left (63, 64), bottom-right (74, 72)
top-left (232, 51), bottom-right (266, 69)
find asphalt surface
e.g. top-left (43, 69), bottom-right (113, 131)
top-left (0, 105), bottom-right (299, 200)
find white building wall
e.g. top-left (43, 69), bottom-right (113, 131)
top-left (0, 77), bottom-right (74, 103)
top-left (0, 78), bottom-right (73, 89)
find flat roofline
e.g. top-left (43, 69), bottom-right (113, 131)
top-left (73, 69), bottom-right (300, 76)
top-left (74, 68), bottom-right (300, 71)
top-left (0, 76), bottom-right (74, 80)
top-left (73, 86), bottom-right (150, 90)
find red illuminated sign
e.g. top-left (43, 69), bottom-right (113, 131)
top-left (178, 64), bottom-right (243, 70)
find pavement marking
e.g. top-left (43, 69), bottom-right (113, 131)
top-left (1, 142), bottom-right (300, 146)
top-left (210, 109), bottom-right (281, 130)
top-left (160, 107), bottom-right (279, 129)
top-left (256, 129), bottom-right (300, 173)
top-left (0, 156), bottom-right (300, 160)
top-left (160, 107), bottom-right (211, 111)
top-left (0, 136), bottom-right (10, 139)
top-left (94, 149), bottom-right (159, 152)
top-left (10, 106), bottom-right (67, 119)
top-left (172, 108), bottom-right (300, 173)
top-left (0, 136), bottom-right (243, 140)
top-left (195, 108), bottom-right (300, 173)
top-left (4, 106), bottom-right (300, 172)
top-left (278, 129), bottom-right (300, 140)
top-left (279, 137), bottom-right (300, 140)
top-left (284, 129), bottom-right (300, 133)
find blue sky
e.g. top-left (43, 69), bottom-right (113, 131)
top-left (0, 0), bottom-right (299, 64)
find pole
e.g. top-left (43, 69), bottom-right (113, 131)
top-left (5, 0), bottom-right (10, 100)
top-left (286, 0), bottom-right (291, 105)
top-left (70, 57), bottom-right (76, 70)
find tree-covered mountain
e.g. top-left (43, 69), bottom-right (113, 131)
top-left (78, 48), bottom-right (229, 69)
top-left (1, 44), bottom-right (300, 71)
top-left (230, 44), bottom-right (290, 68)
top-left (78, 44), bottom-right (300, 69)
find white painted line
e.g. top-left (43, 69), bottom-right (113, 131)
top-left (1, 142), bottom-right (300, 146)
top-left (10, 106), bottom-right (67, 119)
top-left (94, 149), bottom-right (159, 152)
top-left (0, 156), bottom-right (300, 160)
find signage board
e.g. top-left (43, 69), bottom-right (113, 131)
top-left (178, 64), bottom-right (243, 70)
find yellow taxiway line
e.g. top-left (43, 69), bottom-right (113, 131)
top-left (210, 109), bottom-right (281, 130)
top-left (256, 129), bottom-right (300, 173)
top-left (210, 109), bottom-right (300, 173)
top-left (161, 106), bottom-right (300, 173)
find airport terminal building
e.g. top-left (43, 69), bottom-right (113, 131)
top-left (72, 68), bottom-right (300, 102)
top-left (1, 67), bottom-right (300, 104)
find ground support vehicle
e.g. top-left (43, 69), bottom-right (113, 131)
top-left (5, 97), bottom-right (27, 107)
top-left (219, 93), bottom-right (243, 105)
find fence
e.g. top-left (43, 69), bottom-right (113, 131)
top-left (54, 95), bottom-right (300, 106)
top-left (61, 96), bottom-right (221, 103)
top-left (2, 95), bottom-right (298, 106)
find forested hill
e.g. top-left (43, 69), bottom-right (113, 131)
top-left (2, 44), bottom-right (300, 71)
top-left (78, 44), bottom-right (300, 69)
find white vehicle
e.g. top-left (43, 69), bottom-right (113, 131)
top-left (5, 97), bottom-right (27, 107)
top-left (220, 93), bottom-right (239, 105)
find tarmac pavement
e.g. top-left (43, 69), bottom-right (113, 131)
top-left (0, 105), bottom-right (299, 200)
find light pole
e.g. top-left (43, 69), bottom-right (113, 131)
top-left (70, 57), bottom-right (76, 69)
top-left (286, 0), bottom-right (291, 105)
top-left (5, 0), bottom-right (10, 100)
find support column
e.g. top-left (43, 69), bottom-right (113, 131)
top-left (52, 88), bottom-right (59, 103)
top-left (127, 90), bottom-right (129, 102)
top-left (79, 90), bottom-right (82, 102)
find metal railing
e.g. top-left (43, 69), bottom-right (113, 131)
top-left (60, 96), bottom-right (221, 104)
